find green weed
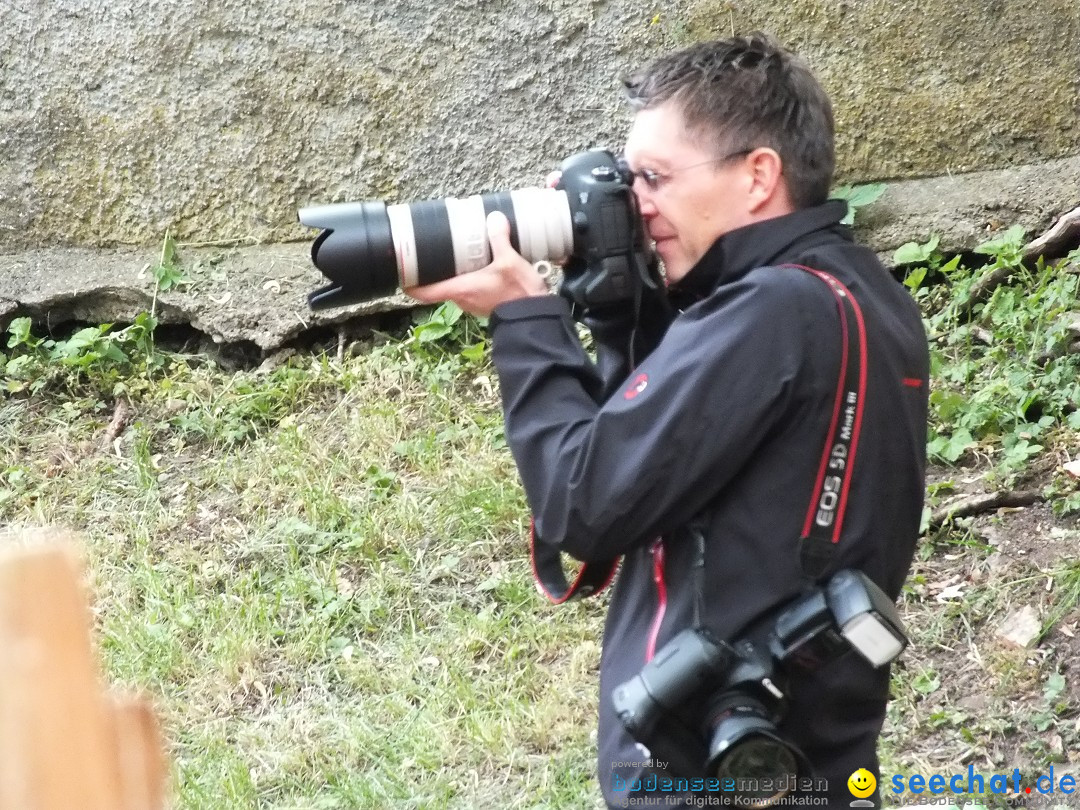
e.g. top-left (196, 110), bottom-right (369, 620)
top-left (831, 182), bottom-right (887, 225)
top-left (3, 313), bottom-right (162, 395)
top-left (903, 232), bottom-right (1080, 479)
top-left (409, 301), bottom-right (490, 364)
top-left (151, 230), bottom-right (192, 296)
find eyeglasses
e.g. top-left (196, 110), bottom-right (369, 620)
top-left (620, 149), bottom-right (753, 192)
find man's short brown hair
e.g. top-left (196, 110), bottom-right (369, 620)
top-left (623, 33), bottom-right (835, 209)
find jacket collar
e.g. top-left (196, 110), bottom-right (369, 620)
top-left (667, 199), bottom-right (851, 302)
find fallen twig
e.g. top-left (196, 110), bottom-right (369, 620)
top-left (100, 398), bottom-right (133, 452)
top-left (957, 205), bottom-right (1080, 319)
top-left (1023, 204), bottom-right (1080, 263)
top-left (928, 489), bottom-right (1046, 532)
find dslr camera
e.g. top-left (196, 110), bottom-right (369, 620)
top-left (299, 149), bottom-right (661, 312)
top-left (611, 569), bottom-right (906, 807)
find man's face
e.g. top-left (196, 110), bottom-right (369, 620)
top-left (622, 101), bottom-right (752, 284)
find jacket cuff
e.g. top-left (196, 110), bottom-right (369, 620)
top-left (489, 295), bottom-right (572, 333)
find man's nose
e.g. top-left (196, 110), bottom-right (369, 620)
top-left (632, 181), bottom-right (658, 218)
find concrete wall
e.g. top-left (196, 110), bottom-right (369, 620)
top-left (2, 0), bottom-right (1078, 250)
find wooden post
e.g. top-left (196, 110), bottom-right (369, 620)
top-left (0, 533), bottom-right (169, 809)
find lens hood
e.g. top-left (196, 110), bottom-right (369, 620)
top-left (299, 201), bottom-right (400, 309)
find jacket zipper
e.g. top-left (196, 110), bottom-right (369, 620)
top-left (645, 538), bottom-right (667, 662)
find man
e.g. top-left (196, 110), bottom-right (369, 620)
top-left (409, 33), bottom-right (928, 808)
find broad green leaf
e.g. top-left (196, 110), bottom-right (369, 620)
top-left (832, 183), bottom-right (887, 225)
top-left (460, 341), bottom-right (486, 362)
top-left (930, 391), bottom-right (968, 422)
top-left (436, 301), bottom-right (464, 327)
top-left (912, 669), bottom-right (941, 695)
top-left (939, 255), bottom-right (961, 275)
top-left (414, 322), bottom-right (453, 343)
top-left (1033, 711), bottom-right (1055, 732)
top-left (1044, 672), bottom-right (1066, 702)
top-left (834, 182), bottom-right (887, 208)
top-left (134, 312), bottom-right (158, 330)
top-left (902, 266), bottom-right (927, 291)
top-left (4, 355), bottom-right (35, 378)
top-left (6, 317), bottom-right (34, 349)
top-left (929, 428), bottom-right (973, 463)
top-left (154, 263), bottom-right (187, 291)
top-left (103, 343), bottom-right (129, 364)
top-left (893, 234), bottom-right (940, 265)
top-left (894, 243), bottom-right (927, 266)
top-left (152, 231), bottom-right (188, 290)
top-left (974, 224), bottom-right (1026, 256)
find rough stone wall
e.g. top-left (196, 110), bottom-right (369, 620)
top-left (687, 0), bottom-right (1080, 180)
top-left (2, 0), bottom-right (1078, 251)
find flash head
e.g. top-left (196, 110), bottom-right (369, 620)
top-left (825, 569), bottom-right (907, 668)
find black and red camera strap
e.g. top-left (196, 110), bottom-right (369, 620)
top-left (529, 517), bottom-right (621, 604)
top-left (529, 264), bottom-right (868, 602)
top-left (783, 264), bottom-right (868, 581)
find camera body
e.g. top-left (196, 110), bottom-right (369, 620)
top-left (300, 149), bottom-right (662, 312)
top-left (553, 149), bottom-right (662, 311)
top-left (611, 569), bottom-right (906, 806)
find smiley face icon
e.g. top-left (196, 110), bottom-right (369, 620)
top-left (848, 768), bottom-right (877, 799)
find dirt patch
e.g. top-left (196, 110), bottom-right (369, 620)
top-left (885, 462), bottom-right (1080, 797)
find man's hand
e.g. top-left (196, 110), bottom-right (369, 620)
top-left (404, 211), bottom-right (550, 317)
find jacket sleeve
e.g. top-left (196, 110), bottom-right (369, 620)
top-left (489, 273), bottom-right (817, 562)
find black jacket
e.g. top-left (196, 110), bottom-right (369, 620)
top-left (489, 200), bottom-right (929, 808)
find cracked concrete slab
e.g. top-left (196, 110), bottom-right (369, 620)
top-left (2, 156), bottom-right (1078, 354)
top-left (0, 242), bottom-right (414, 352)
top-left (858, 155), bottom-right (1080, 256)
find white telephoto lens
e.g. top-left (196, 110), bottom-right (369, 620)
top-left (386, 203), bottom-right (419, 288)
top-left (510, 188), bottom-right (573, 264)
top-left (445, 195), bottom-right (492, 275)
top-left (543, 194), bottom-right (575, 260)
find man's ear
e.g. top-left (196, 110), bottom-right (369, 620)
top-left (744, 147), bottom-right (789, 215)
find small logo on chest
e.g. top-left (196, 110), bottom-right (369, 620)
top-left (624, 373), bottom-right (649, 400)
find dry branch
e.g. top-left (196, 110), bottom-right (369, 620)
top-left (957, 204), bottom-right (1080, 319)
top-left (99, 398), bottom-right (132, 453)
top-left (928, 489), bottom-right (1046, 532)
top-left (1023, 205), bottom-right (1080, 261)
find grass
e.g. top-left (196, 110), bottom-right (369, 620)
top-left (1, 335), bottom-right (608, 809)
top-left (3, 233), bottom-right (1080, 808)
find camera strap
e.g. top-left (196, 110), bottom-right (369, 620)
top-left (529, 519), bottom-right (620, 603)
top-left (529, 263), bottom-right (866, 602)
top-left (778, 264), bottom-right (868, 582)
